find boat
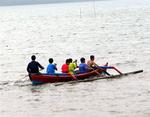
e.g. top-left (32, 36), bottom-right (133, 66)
top-left (30, 69), bottom-right (102, 85)
top-left (29, 66), bottom-right (143, 85)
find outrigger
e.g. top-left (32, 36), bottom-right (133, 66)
top-left (29, 66), bottom-right (143, 85)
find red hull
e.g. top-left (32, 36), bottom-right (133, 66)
top-left (30, 69), bottom-right (102, 85)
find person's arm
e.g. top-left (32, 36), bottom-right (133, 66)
top-left (46, 65), bottom-right (49, 74)
top-left (27, 63), bottom-right (31, 73)
top-left (93, 61), bottom-right (99, 67)
top-left (73, 60), bottom-right (78, 68)
top-left (85, 64), bottom-right (92, 71)
top-left (54, 64), bottom-right (57, 70)
top-left (37, 62), bottom-right (44, 70)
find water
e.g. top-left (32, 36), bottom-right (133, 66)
top-left (0, 0), bottom-right (150, 116)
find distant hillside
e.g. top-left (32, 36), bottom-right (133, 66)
top-left (0, 0), bottom-right (102, 6)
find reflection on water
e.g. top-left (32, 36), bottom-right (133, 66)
top-left (0, 0), bottom-right (150, 117)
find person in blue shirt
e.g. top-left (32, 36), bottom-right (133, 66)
top-left (27, 55), bottom-right (44, 74)
top-left (79, 57), bottom-right (91, 73)
top-left (46, 58), bottom-right (57, 74)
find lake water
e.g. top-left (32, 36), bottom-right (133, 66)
top-left (0, 0), bottom-right (150, 116)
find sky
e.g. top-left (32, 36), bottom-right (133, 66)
top-left (0, 0), bottom-right (103, 6)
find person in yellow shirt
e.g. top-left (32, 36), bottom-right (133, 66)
top-left (68, 58), bottom-right (78, 74)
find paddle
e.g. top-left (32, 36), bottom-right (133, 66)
top-left (88, 66), bottom-right (102, 76)
top-left (24, 74), bottom-right (29, 78)
top-left (97, 66), bottom-right (111, 76)
top-left (25, 68), bottom-right (44, 78)
top-left (93, 69), bottom-right (102, 76)
top-left (88, 61), bottom-right (111, 76)
top-left (68, 73), bottom-right (77, 80)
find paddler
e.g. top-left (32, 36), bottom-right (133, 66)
top-left (79, 57), bottom-right (91, 73)
top-left (61, 59), bottom-right (70, 73)
top-left (87, 55), bottom-right (108, 68)
top-left (27, 55), bottom-right (44, 74)
top-left (46, 58), bottom-right (57, 74)
top-left (87, 55), bottom-right (110, 75)
top-left (68, 58), bottom-right (78, 74)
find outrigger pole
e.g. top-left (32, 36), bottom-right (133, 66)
top-left (99, 66), bottom-right (123, 75)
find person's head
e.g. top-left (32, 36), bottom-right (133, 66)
top-left (31, 55), bottom-right (36, 61)
top-left (66, 59), bottom-right (70, 65)
top-left (49, 58), bottom-right (53, 64)
top-left (90, 55), bottom-right (95, 61)
top-left (68, 58), bottom-right (73, 63)
top-left (80, 57), bottom-right (85, 63)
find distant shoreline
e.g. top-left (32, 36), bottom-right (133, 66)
top-left (0, 0), bottom-right (106, 6)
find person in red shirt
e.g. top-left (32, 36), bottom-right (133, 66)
top-left (61, 59), bottom-right (70, 73)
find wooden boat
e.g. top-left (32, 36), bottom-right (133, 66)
top-left (30, 69), bottom-right (102, 85)
top-left (29, 66), bottom-right (143, 85)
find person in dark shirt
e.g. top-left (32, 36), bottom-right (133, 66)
top-left (27, 55), bottom-right (44, 74)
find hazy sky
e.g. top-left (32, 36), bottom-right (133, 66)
top-left (0, 0), bottom-right (102, 6)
